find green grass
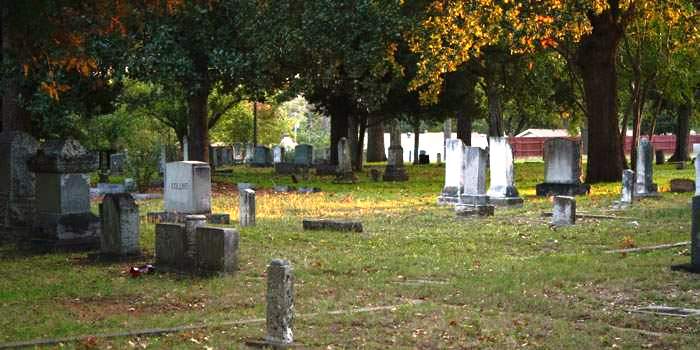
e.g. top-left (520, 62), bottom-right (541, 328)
top-left (1, 162), bottom-right (700, 349)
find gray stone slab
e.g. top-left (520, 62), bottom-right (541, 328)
top-left (155, 223), bottom-right (187, 271)
top-left (486, 137), bottom-right (523, 206)
top-left (252, 146), bottom-right (273, 167)
top-left (100, 193), bottom-right (140, 256)
top-left (384, 120), bottom-right (408, 182)
top-left (670, 179), bottom-right (695, 193)
top-left (302, 219), bottom-right (362, 232)
top-left (635, 139), bottom-right (658, 196)
top-left (438, 139), bottom-right (464, 205)
top-left (293, 144), bottom-right (314, 167)
top-left (552, 196), bottom-right (576, 226)
top-left (164, 161), bottom-right (211, 214)
top-left (0, 131), bottom-right (39, 240)
top-left (621, 169), bottom-right (635, 204)
top-left (266, 259), bottom-right (294, 345)
top-left (334, 138), bottom-right (355, 183)
top-left (455, 204), bottom-right (494, 217)
top-left (240, 189), bottom-right (256, 227)
top-left (195, 226), bottom-right (239, 275)
top-left (460, 146), bottom-right (487, 201)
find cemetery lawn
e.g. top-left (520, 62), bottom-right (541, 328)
top-left (2, 162), bottom-right (700, 349)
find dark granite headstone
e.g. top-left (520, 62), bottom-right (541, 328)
top-left (0, 131), bottom-right (39, 241)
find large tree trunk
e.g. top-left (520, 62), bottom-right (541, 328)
top-left (456, 111), bottom-right (472, 145)
top-left (1, 6), bottom-right (31, 133)
top-left (485, 76), bottom-right (503, 137)
top-left (355, 116), bottom-right (366, 171)
top-left (670, 98), bottom-right (692, 162)
top-left (576, 10), bottom-right (624, 183)
top-left (328, 97), bottom-right (349, 165)
top-left (365, 116), bottom-right (386, 162)
top-left (347, 114), bottom-right (359, 167)
top-left (186, 54), bottom-right (211, 163)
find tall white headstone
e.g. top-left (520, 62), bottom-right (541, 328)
top-left (486, 137), bottom-right (523, 206)
top-left (438, 139), bottom-right (464, 205)
top-left (164, 161), bottom-right (211, 214)
top-left (635, 138), bottom-right (658, 197)
top-left (459, 146), bottom-right (488, 205)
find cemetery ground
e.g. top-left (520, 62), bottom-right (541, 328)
top-left (1, 163), bottom-right (700, 349)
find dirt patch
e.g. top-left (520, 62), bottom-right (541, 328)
top-left (59, 294), bottom-right (207, 322)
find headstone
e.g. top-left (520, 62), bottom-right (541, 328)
top-left (98, 150), bottom-right (110, 182)
top-left (209, 147), bottom-right (219, 167)
top-left (195, 226), bottom-right (239, 275)
top-left (294, 144), bottom-right (314, 167)
top-left (535, 138), bottom-right (589, 196)
top-left (486, 137), bottom-right (523, 206)
top-left (620, 169), bottom-right (635, 205)
top-left (670, 179), bottom-right (695, 193)
top-left (99, 193), bottom-right (140, 257)
top-left (155, 223), bottom-right (187, 271)
top-left (302, 219), bottom-right (363, 232)
top-left (383, 120), bottom-right (408, 181)
top-left (274, 162), bottom-right (297, 175)
top-left (437, 153), bottom-right (442, 164)
top-left (671, 196), bottom-right (700, 273)
top-left (635, 139), bottom-right (659, 197)
top-left (185, 214), bottom-right (207, 265)
top-left (123, 178), bottom-right (136, 192)
top-left (551, 196), bottom-right (575, 226)
top-left (240, 189), bottom-right (256, 227)
top-left (109, 153), bottom-right (126, 175)
top-left (252, 146), bottom-right (272, 167)
top-left (334, 137), bottom-right (356, 183)
top-left (233, 143), bottom-right (245, 163)
top-left (655, 149), bottom-right (666, 165)
top-left (244, 143), bottom-right (255, 163)
top-left (437, 139), bottom-right (464, 205)
top-left (455, 204), bottom-right (494, 217)
top-left (418, 151), bottom-right (430, 165)
top-left (273, 146), bottom-right (284, 164)
top-left (183, 136), bottom-right (189, 161)
top-left (458, 146), bottom-right (488, 205)
top-left (266, 259), bottom-right (294, 345)
top-left (29, 139), bottom-right (100, 249)
top-left (164, 161), bottom-right (211, 214)
top-left (0, 132), bottom-right (39, 241)
top-left (315, 163), bottom-right (337, 176)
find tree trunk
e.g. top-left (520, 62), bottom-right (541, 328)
top-left (1, 6), bottom-right (31, 133)
top-left (576, 10), bottom-right (624, 183)
top-left (186, 54), bottom-right (211, 163)
top-left (456, 111), bottom-right (472, 146)
top-left (485, 76), bottom-right (503, 137)
top-left (365, 116), bottom-right (386, 162)
top-left (355, 116), bottom-right (366, 171)
top-left (347, 114), bottom-right (359, 167)
top-left (670, 98), bottom-right (691, 162)
top-left (413, 123), bottom-right (420, 165)
top-left (253, 101), bottom-right (258, 145)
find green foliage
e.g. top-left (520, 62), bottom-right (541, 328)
top-left (209, 100), bottom-right (295, 146)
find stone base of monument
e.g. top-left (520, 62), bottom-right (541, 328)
top-left (455, 204), bottom-right (494, 217)
top-left (382, 165), bottom-right (408, 181)
top-left (670, 179), bottom-right (695, 193)
top-left (302, 218), bottom-right (363, 232)
top-left (30, 212), bottom-right (101, 251)
top-left (437, 195), bottom-right (460, 205)
top-left (535, 183), bottom-right (590, 197)
top-left (488, 196), bottom-right (524, 207)
top-left (670, 264), bottom-right (700, 274)
top-left (634, 185), bottom-right (661, 199)
top-left (315, 164), bottom-right (337, 176)
top-left (244, 339), bottom-right (301, 349)
top-left (146, 212), bottom-right (230, 224)
top-left (274, 162), bottom-right (297, 175)
top-left (333, 172), bottom-right (357, 184)
top-left (459, 195), bottom-right (488, 206)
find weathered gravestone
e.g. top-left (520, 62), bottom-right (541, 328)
top-left (0, 131), bottom-right (39, 241)
top-left (437, 139), bottom-right (464, 205)
top-left (671, 196), bottom-right (700, 273)
top-left (437, 153), bottom-right (442, 164)
top-left (147, 161), bottom-right (230, 224)
top-left (240, 189), bottom-right (256, 227)
top-left (30, 139), bottom-right (100, 249)
top-left (233, 143), bottom-right (245, 163)
top-left (419, 150), bottom-right (430, 164)
top-left (195, 226), bottom-right (239, 275)
top-left (486, 137), bottom-right (523, 206)
top-left (620, 169), bottom-right (635, 205)
top-left (670, 179), bottom-right (695, 193)
top-left (110, 153), bottom-right (126, 175)
top-left (99, 193), bottom-right (140, 257)
top-left (334, 137), bottom-right (356, 183)
top-left (185, 214), bottom-right (207, 265)
top-left (302, 218), bottom-right (363, 232)
top-left (536, 138), bottom-right (590, 196)
top-left (294, 144), bottom-right (314, 167)
top-left (155, 223), bottom-right (187, 271)
top-left (656, 149), bottom-right (666, 165)
top-left (266, 259), bottom-right (294, 345)
top-left (455, 146), bottom-right (493, 216)
top-left (252, 146), bottom-right (273, 167)
top-left (551, 196), bottom-right (576, 226)
top-left (244, 143), bottom-right (255, 163)
top-left (383, 120), bottom-right (408, 181)
top-left (635, 139), bottom-right (659, 197)
top-left (273, 146), bottom-right (285, 164)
